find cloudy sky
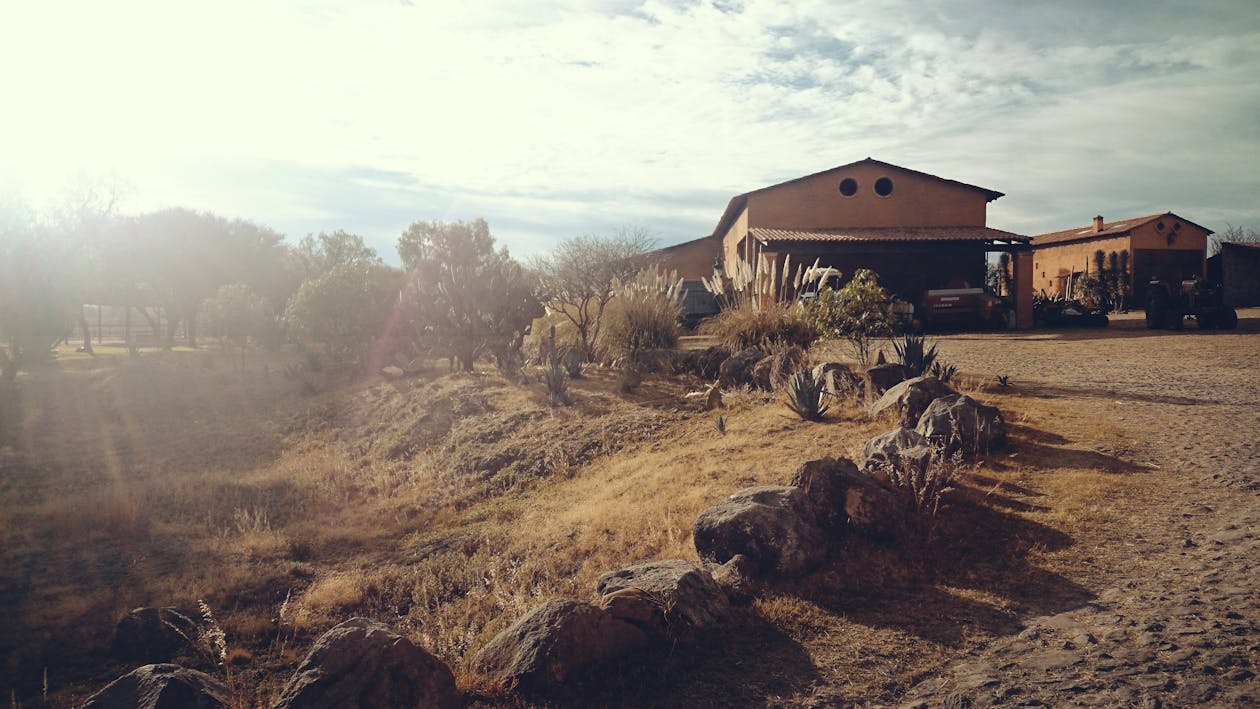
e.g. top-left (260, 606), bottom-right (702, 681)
top-left (2, 0), bottom-right (1257, 261)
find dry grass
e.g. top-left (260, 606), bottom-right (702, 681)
top-left (0, 330), bottom-right (1185, 706)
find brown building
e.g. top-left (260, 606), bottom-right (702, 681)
top-left (686, 158), bottom-right (1034, 326)
top-left (1030, 212), bottom-right (1211, 303)
top-left (650, 235), bottom-right (720, 279)
top-left (1208, 242), bottom-right (1260, 307)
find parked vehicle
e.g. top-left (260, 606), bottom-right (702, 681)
top-left (1144, 278), bottom-right (1237, 330)
top-left (1033, 294), bottom-right (1109, 328)
top-left (919, 287), bottom-right (1009, 330)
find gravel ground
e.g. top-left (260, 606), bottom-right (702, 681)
top-left (900, 309), bottom-right (1260, 707)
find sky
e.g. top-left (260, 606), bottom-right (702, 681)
top-left (2, 0), bottom-right (1258, 263)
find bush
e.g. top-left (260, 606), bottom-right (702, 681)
top-left (701, 301), bottom-right (818, 352)
top-left (808, 269), bottom-right (899, 367)
top-left (284, 263), bottom-right (402, 361)
top-left (599, 266), bottom-right (683, 362)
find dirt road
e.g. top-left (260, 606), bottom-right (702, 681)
top-left (902, 310), bottom-right (1260, 706)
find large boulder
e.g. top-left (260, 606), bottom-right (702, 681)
top-left (769, 346), bottom-right (808, 390)
top-left (789, 456), bottom-right (861, 531)
top-left (869, 376), bottom-right (958, 428)
top-left (693, 486), bottom-right (827, 577)
top-left (791, 456), bottom-right (904, 538)
top-left (680, 345), bottom-right (730, 381)
top-left (861, 427), bottom-right (934, 480)
top-left (109, 607), bottom-right (199, 664)
top-left (472, 598), bottom-right (648, 695)
top-left (718, 348), bottom-right (765, 387)
top-left (596, 559), bottom-right (730, 636)
top-left (707, 554), bottom-right (760, 603)
top-left (273, 618), bottom-right (460, 709)
top-left (82, 664), bottom-right (227, 709)
top-left (865, 363), bottom-right (913, 396)
top-left (752, 356), bottom-right (774, 390)
top-left (813, 362), bottom-right (865, 399)
top-left (915, 394), bottom-right (1007, 456)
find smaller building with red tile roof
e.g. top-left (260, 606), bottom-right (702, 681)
top-left (1030, 212), bottom-right (1211, 303)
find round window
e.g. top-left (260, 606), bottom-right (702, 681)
top-left (838, 178), bottom-right (858, 197)
top-left (874, 177), bottom-right (894, 197)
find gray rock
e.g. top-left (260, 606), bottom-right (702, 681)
top-left (708, 554), bottom-right (760, 603)
top-left (718, 348), bottom-right (765, 387)
top-left (862, 427), bottom-right (934, 479)
top-left (472, 598), bottom-right (648, 695)
top-left (813, 362), bottom-right (865, 399)
top-left (82, 664), bottom-right (227, 709)
top-left (273, 618), bottom-right (460, 709)
top-left (865, 363), bottom-right (913, 396)
top-left (915, 394), bottom-right (1007, 456)
top-left (108, 607), bottom-right (199, 664)
top-left (680, 345), bottom-right (730, 380)
top-left (752, 356), bottom-right (774, 390)
top-left (596, 559), bottom-right (730, 635)
top-left (694, 485), bottom-right (827, 577)
top-left (870, 375), bottom-right (957, 428)
top-left (769, 346), bottom-right (808, 390)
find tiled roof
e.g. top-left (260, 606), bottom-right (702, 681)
top-left (750, 226), bottom-right (1030, 244)
top-left (1030, 212), bottom-right (1213, 247)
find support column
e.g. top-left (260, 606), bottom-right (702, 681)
top-left (1014, 249), bottom-right (1035, 329)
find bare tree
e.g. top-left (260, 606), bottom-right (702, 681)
top-left (533, 227), bottom-right (656, 361)
top-left (1211, 224), bottom-right (1260, 255)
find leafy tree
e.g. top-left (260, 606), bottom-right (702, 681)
top-left (0, 201), bottom-right (77, 379)
top-left (533, 227), bottom-right (655, 360)
top-left (201, 283), bottom-right (273, 364)
top-left (294, 230), bottom-right (381, 280)
top-left (283, 262), bottom-right (402, 360)
top-left (397, 219), bottom-right (541, 372)
top-left (809, 269), bottom-right (899, 367)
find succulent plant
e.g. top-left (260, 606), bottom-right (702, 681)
top-left (784, 370), bottom-right (830, 421)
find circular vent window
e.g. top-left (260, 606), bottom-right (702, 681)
top-left (874, 177), bottom-right (894, 197)
top-left (838, 178), bottom-right (858, 197)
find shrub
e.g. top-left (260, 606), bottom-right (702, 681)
top-left (808, 269), bottom-right (899, 367)
top-left (702, 301), bottom-right (818, 352)
top-left (600, 266), bottom-right (683, 361)
top-left (930, 361), bottom-right (958, 383)
top-left (284, 262), bottom-right (402, 361)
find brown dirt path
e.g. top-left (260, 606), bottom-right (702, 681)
top-left (901, 309), bottom-right (1260, 706)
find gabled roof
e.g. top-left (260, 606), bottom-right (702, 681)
top-left (750, 226), bottom-right (1029, 245)
top-left (1031, 212), bottom-right (1214, 247)
top-left (710, 158), bottom-right (1006, 240)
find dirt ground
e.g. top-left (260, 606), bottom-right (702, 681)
top-left (2, 310), bottom-right (1259, 707)
top-left (896, 309), bottom-right (1260, 706)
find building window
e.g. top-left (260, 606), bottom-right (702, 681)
top-left (874, 176), bottom-right (894, 197)
top-left (838, 178), bottom-right (858, 197)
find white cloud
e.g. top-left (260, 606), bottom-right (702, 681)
top-left (1, 0), bottom-right (1257, 258)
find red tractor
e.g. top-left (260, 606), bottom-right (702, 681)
top-left (1144, 278), bottom-right (1237, 330)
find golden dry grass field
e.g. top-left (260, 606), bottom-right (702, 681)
top-left (2, 311), bottom-right (1258, 706)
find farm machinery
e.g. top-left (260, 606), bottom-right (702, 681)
top-left (1144, 278), bottom-right (1237, 330)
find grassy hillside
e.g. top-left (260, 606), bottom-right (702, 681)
top-left (0, 344), bottom-right (1135, 706)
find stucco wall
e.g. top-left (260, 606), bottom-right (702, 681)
top-left (721, 206), bottom-right (749, 271)
top-left (1032, 235), bottom-right (1132, 297)
top-left (746, 163), bottom-right (989, 231)
top-left (653, 236), bottom-right (720, 280)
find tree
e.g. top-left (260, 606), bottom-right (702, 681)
top-left (397, 219), bottom-right (541, 372)
top-left (1210, 224), bottom-right (1260, 256)
top-left (283, 262), bottom-right (402, 360)
top-left (294, 230), bottom-right (381, 280)
top-left (809, 269), bottom-right (899, 367)
top-left (0, 203), bottom-right (74, 379)
top-left (201, 283), bottom-right (273, 366)
top-left (533, 228), bottom-right (656, 360)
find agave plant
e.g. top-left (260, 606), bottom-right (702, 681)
top-left (929, 360), bottom-right (958, 383)
top-left (784, 370), bottom-right (830, 421)
top-left (894, 334), bottom-right (939, 376)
